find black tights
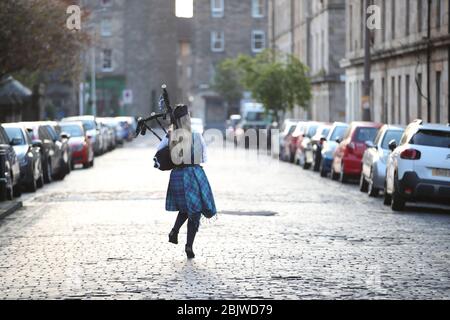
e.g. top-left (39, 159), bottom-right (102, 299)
top-left (172, 212), bottom-right (198, 247)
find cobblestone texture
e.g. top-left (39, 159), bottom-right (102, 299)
top-left (0, 136), bottom-right (449, 300)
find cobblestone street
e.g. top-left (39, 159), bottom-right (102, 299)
top-left (0, 136), bottom-right (449, 300)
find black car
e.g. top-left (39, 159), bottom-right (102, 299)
top-left (3, 123), bottom-right (44, 192)
top-left (23, 122), bottom-right (67, 183)
top-left (0, 125), bottom-right (21, 200)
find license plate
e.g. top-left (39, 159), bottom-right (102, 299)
top-left (432, 168), bottom-right (450, 178)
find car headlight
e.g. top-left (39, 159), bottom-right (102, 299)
top-left (19, 156), bottom-right (28, 166)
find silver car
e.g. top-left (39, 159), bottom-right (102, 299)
top-left (359, 125), bottom-right (404, 197)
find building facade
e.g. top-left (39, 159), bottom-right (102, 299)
top-left (341, 0), bottom-right (450, 125)
top-left (190, 0), bottom-right (269, 130)
top-left (81, 0), bottom-right (178, 118)
top-left (268, 0), bottom-right (346, 122)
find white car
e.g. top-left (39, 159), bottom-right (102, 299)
top-left (384, 120), bottom-right (450, 211)
top-left (191, 118), bottom-right (204, 134)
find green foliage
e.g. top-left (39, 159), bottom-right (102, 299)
top-left (0, 0), bottom-right (90, 80)
top-left (214, 49), bottom-right (311, 117)
top-left (212, 59), bottom-right (243, 106)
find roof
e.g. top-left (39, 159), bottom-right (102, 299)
top-left (0, 76), bottom-right (32, 106)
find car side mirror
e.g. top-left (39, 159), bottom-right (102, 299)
top-left (32, 139), bottom-right (43, 148)
top-left (60, 132), bottom-right (71, 140)
top-left (388, 139), bottom-right (397, 152)
top-left (10, 137), bottom-right (22, 146)
top-left (335, 137), bottom-right (342, 143)
top-left (365, 140), bottom-right (376, 149)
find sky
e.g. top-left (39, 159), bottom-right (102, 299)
top-left (176, 0), bottom-right (193, 18)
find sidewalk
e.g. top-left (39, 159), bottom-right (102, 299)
top-left (0, 201), bottom-right (22, 221)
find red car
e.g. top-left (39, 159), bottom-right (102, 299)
top-left (282, 121), bottom-right (307, 163)
top-left (331, 121), bottom-right (383, 183)
top-left (59, 122), bottom-right (94, 169)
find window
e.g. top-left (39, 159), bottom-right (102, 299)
top-left (398, 76), bottom-right (402, 123)
top-left (252, 0), bottom-right (264, 18)
top-left (102, 49), bottom-right (113, 71)
top-left (391, 0), bottom-right (395, 39)
top-left (436, 71), bottom-right (441, 122)
top-left (211, 31), bottom-right (224, 52)
top-left (417, 0), bottom-right (423, 32)
top-left (405, 0), bottom-right (410, 36)
top-left (405, 75), bottom-right (410, 123)
top-left (101, 0), bottom-right (112, 7)
top-left (211, 0), bottom-right (224, 18)
top-left (436, 0), bottom-right (441, 28)
top-left (381, 130), bottom-right (404, 150)
top-left (101, 18), bottom-right (112, 36)
top-left (410, 130), bottom-right (450, 148)
top-left (417, 73), bottom-right (422, 118)
top-left (251, 31), bottom-right (265, 53)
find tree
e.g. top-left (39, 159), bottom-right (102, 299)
top-left (233, 50), bottom-right (311, 121)
top-left (0, 0), bottom-right (90, 80)
top-left (212, 59), bottom-right (243, 115)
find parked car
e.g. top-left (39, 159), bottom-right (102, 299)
top-left (319, 122), bottom-right (350, 178)
top-left (59, 122), bottom-right (94, 169)
top-left (0, 125), bottom-right (21, 200)
top-left (359, 125), bottom-right (405, 197)
top-left (294, 122), bottom-right (324, 169)
top-left (191, 118), bottom-right (205, 134)
top-left (276, 119), bottom-right (300, 160)
top-left (310, 124), bottom-right (332, 172)
top-left (116, 116), bottom-right (137, 141)
top-left (2, 123), bottom-right (44, 192)
top-left (62, 116), bottom-right (101, 155)
top-left (22, 122), bottom-right (68, 182)
top-left (282, 121), bottom-right (307, 163)
top-left (331, 121), bottom-right (383, 183)
top-left (225, 114), bottom-right (242, 141)
top-left (97, 118), bottom-right (116, 151)
top-left (46, 121), bottom-right (72, 175)
top-left (384, 121), bottom-right (450, 211)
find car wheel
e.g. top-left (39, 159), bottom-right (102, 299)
top-left (359, 173), bottom-right (368, 192)
top-left (37, 171), bottom-right (44, 189)
top-left (391, 175), bottom-right (406, 212)
top-left (302, 154), bottom-right (310, 170)
top-left (320, 160), bottom-right (327, 178)
top-left (44, 160), bottom-right (53, 184)
top-left (313, 152), bottom-right (321, 172)
top-left (27, 176), bottom-right (38, 193)
top-left (13, 183), bottom-right (22, 198)
top-left (90, 159), bottom-right (94, 168)
top-left (339, 163), bottom-right (348, 183)
top-left (368, 169), bottom-right (379, 198)
top-left (0, 183), bottom-right (7, 201)
top-left (383, 181), bottom-right (391, 206)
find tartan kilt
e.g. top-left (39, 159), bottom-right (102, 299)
top-left (166, 166), bottom-right (217, 219)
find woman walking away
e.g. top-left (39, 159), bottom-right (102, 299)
top-left (157, 104), bottom-right (216, 259)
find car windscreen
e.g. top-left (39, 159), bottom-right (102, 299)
top-left (381, 130), bottom-right (404, 150)
top-left (354, 127), bottom-right (379, 142)
top-left (4, 127), bottom-right (26, 145)
top-left (330, 126), bottom-right (348, 141)
top-left (60, 125), bottom-right (84, 137)
top-left (82, 121), bottom-right (96, 131)
top-left (321, 128), bottom-right (330, 138)
top-left (410, 130), bottom-right (450, 148)
top-left (245, 112), bottom-right (265, 122)
top-left (307, 125), bottom-right (319, 138)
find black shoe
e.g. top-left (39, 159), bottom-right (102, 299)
top-left (185, 245), bottom-right (195, 259)
top-left (169, 230), bottom-right (178, 245)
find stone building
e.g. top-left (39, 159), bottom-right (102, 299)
top-left (341, 0), bottom-right (450, 125)
top-left (81, 0), bottom-right (178, 118)
top-left (190, 0), bottom-right (269, 130)
top-left (268, 0), bottom-right (347, 122)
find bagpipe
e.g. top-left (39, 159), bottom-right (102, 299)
top-left (134, 84), bottom-right (177, 171)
